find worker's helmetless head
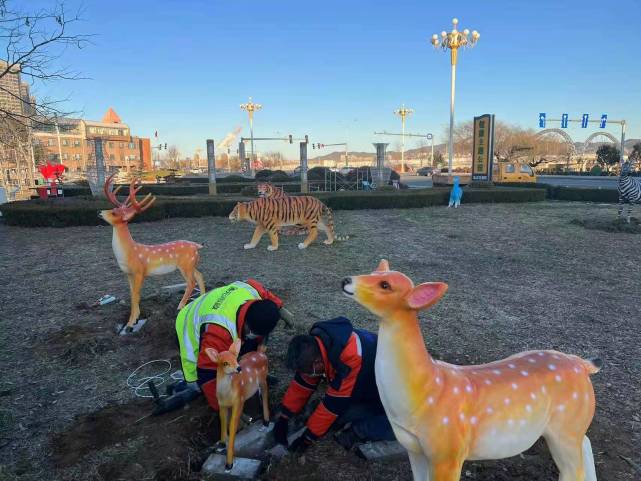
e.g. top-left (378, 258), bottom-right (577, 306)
top-left (243, 299), bottom-right (280, 338)
top-left (286, 335), bottom-right (325, 377)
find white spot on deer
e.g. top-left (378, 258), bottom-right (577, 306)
top-left (442, 416), bottom-right (449, 425)
top-left (493, 369), bottom-right (501, 375)
top-left (572, 392), bottom-right (578, 400)
top-left (511, 383), bottom-right (518, 390)
top-left (573, 366), bottom-right (581, 373)
top-left (548, 364), bottom-right (556, 371)
top-left (428, 396), bottom-right (434, 405)
top-left (519, 419), bottom-right (527, 426)
top-left (249, 377), bottom-right (253, 383)
top-left (525, 405), bottom-right (533, 413)
top-left (508, 363), bottom-right (516, 369)
top-left (453, 387), bottom-right (460, 395)
top-left (470, 416), bottom-right (478, 425)
top-left (521, 371), bottom-right (529, 377)
top-left (486, 407), bottom-right (494, 414)
top-left (138, 253), bottom-right (143, 259)
top-left (435, 376), bottom-right (442, 385)
top-left (530, 392), bottom-right (537, 400)
top-left (537, 352), bottom-right (545, 357)
top-left (465, 384), bottom-right (473, 393)
top-left (484, 379), bottom-right (492, 385)
top-left (552, 354), bottom-right (560, 360)
top-left (541, 386), bottom-right (547, 394)
top-left (459, 413), bottom-right (465, 421)
top-left (584, 393), bottom-right (589, 401)
top-left (555, 375), bottom-right (562, 383)
top-left (557, 404), bottom-right (565, 412)
top-left (528, 358), bottom-right (537, 364)
top-left (504, 398), bottom-right (511, 405)
top-left (159, 257), bottom-right (163, 262)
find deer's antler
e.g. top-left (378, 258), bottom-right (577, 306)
top-left (127, 179), bottom-right (156, 213)
top-left (104, 173), bottom-right (125, 207)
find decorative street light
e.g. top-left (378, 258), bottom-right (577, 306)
top-left (240, 97), bottom-right (262, 176)
top-left (394, 104), bottom-right (413, 174)
top-left (431, 18), bottom-right (480, 177)
top-left (426, 133), bottom-right (434, 168)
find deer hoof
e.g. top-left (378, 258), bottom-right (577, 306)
top-left (214, 441), bottom-right (227, 454)
top-left (297, 243), bottom-right (307, 249)
top-left (244, 244), bottom-right (255, 250)
top-left (225, 463), bottom-right (233, 472)
top-left (267, 245), bottom-right (278, 251)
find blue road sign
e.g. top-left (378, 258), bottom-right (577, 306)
top-left (538, 113), bottom-right (546, 128)
top-left (561, 113), bottom-right (569, 129)
top-left (581, 114), bottom-right (589, 128)
top-left (600, 114), bottom-right (607, 129)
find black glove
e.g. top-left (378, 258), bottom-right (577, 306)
top-left (288, 430), bottom-right (314, 454)
top-left (273, 415), bottom-right (289, 446)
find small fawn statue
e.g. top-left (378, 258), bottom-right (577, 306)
top-left (342, 260), bottom-right (600, 481)
top-left (205, 340), bottom-right (270, 471)
top-left (100, 174), bottom-right (205, 332)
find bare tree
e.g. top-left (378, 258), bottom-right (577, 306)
top-left (164, 145), bottom-right (180, 169)
top-left (0, 0), bottom-right (90, 134)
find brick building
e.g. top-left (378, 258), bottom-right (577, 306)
top-left (32, 107), bottom-right (152, 175)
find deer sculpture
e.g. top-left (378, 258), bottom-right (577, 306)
top-left (205, 340), bottom-right (270, 471)
top-left (342, 260), bottom-right (601, 481)
top-left (100, 174), bottom-right (206, 333)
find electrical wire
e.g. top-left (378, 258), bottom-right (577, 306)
top-left (126, 359), bottom-right (184, 398)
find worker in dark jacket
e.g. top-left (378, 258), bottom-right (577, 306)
top-left (273, 317), bottom-right (395, 452)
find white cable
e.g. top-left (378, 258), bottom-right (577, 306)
top-left (126, 359), bottom-right (174, 398)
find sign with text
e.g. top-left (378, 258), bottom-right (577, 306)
top-left (471, 114), bottom-right (495, 181)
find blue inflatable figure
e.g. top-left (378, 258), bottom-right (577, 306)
top-left (448, 176), bottom-right (463, 208)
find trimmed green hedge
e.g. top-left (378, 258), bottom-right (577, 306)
top-left (547, 186), bottom-right (619, 203)
top-left (1, 188), bottom-right (544, 227)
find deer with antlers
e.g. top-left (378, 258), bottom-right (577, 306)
top-left (342, 260), bottom-right (600, 481)
top-left (100, 174), bottom-right (206, 333)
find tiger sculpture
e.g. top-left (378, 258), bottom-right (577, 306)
top-left (256, 182), bottom-right (307, 236)
top-left (229, 196), bottom-right (348, 251)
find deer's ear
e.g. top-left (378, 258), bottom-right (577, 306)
top-left (205, 348), bottom-right (219, 363)
top-left (230, 339), bottom-right (241, 356)
top-left (406, 282), bottom-right (448, 310)
top-left (375, 259), bottom-right (390, 272)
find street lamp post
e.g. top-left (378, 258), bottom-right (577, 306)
top-left (426, 133), bottom-right (434, 168)
top-left (431, 18), bottom-right (480, 177)
top-left (394, 104), bottom-right (413, 174)
top-left (240, 97), bottom-right (262, 177)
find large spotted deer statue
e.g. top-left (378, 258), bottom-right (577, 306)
top-left (100, 174), bottom-right (205, 333)
top-left (342, 260), bottom-right (601, 481)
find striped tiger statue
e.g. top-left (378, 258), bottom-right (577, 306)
top-left (257, 182), bottom-right (286, 199)
top-left (256, 182), bottom-right (308, 236)
top-left (618, 160), bottom-right (641, 223)
top-left (229, 196), bottom-right (348, 251)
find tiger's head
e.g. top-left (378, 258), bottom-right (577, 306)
top-left (228, 202), bottom-right (247, 223)
top-left (256, 182), bottom-right (272, 198)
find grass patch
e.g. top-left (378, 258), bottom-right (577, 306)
top-left (570, 216), bottom-right (641, 234)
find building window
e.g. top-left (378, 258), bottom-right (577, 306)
top-left (129, 142), bottom-right (135, 149)
top-left (74, 154), bottom-right (82, 161)
top-left (109, 142), bottom-right (114, 148)
top-left (62, 139), bottom-right (69, 146)
top-left (120, 155), bottom-right (125, 161)
top-left (118, 129), bottom-right (124, 136)
top-left (505, 164), bottom-right (515, 173)
top-left (62, 153), bottom-right (68, 160)
top-left (47, 139), bottom-right (54, 146)
top-left (74, 140), bottom-right (80, 147)
top-left (119, 142), bottom-right (124, 148)
top-left (109, 154), bottom-right (115, 161)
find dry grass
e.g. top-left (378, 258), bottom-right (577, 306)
top-left (0, 201), bottom-right (639, 480)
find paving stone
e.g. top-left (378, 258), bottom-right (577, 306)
top-left (355, 440), bottom-right (408, 461)
top-left (201, 453), bottom-right (262, 480)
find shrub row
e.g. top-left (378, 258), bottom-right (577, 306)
top-left (1, 188), bottom-right (544, 228)
top-left (497, 183), bottom-right (619, 203)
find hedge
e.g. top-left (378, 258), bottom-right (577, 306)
top-left (1, 188), bottom-right (544, 227)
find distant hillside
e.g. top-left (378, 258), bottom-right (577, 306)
top-left (309, 143), bottom-right (447, 162)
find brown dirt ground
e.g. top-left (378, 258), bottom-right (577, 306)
top-left (0, 201), bottom-right (639, 481)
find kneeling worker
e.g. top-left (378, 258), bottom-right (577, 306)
top-left (274, 317), bottom-right (395, 452)
top-left (159, 279), bottom-right (283, 414)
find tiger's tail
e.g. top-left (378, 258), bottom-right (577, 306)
top-left (323, 204), bottom-right (349, 241)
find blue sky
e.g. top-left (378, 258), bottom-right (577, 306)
top-left (33, 0), bottom-right (641, 157)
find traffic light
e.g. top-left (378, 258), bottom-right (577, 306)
top-left (304, 135), bottom-right (308, 143)
top-left (288, 134), bottom-right (293, 144)
top-left (312, 143), bottom-right (315, 149)
top-left (561, 114), bottom-right (568, 129)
